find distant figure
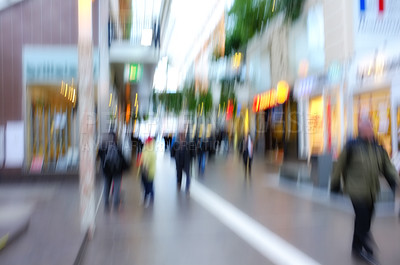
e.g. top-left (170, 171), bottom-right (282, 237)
top-left (241, 134), bottom-right (253, 178)
top-left (196, 137), bottom-right (206, 176)
top-left (171, 133), bottom-right (195, 193)
top-left (331, 118), bottom-right (398, 264)
top-left (98, 132), bottom-right (129, 212)
top-left (139, 137), bottom-right (156, 206)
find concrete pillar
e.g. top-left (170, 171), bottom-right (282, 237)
top-left (78, 0), bottom-right (96, 235)
top-left (98, 0), bottom-right (110, 135)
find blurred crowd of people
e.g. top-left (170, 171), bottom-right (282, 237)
top-left (96, 126), bottom-right (255, 209)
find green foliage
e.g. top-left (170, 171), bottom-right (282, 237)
top-left (219, 79), bottom-right (237, 117)
top-left (152, 92), bottom-right (158, 113)
top-left (225, 0), bottom-right (306, 55)
top-left (183, 82), bottom-right (197, 116)
top-left (219, 79), bottom-right (235, 106)
top-left (158, 92), bottom-right (184, 115)
top-left (199, 90), bottom-right (213, 118)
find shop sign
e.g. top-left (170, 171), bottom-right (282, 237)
top-left (23, 46), bottom-right (99, 84)
top-left (357, 54), bottom-right (400, 81)
top-left (294, 75), bottom-right (326, 99)
top-left (253, 82), bottom-right (289, 112)
top-left (129, 63), bottom-right (143, 82)
top-left (26, 62), bottom-right (78, 83)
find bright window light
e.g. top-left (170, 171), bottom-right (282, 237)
top-left (141, 29), bottom-right (153, 46)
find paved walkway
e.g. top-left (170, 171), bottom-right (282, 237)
top-left (0, 181), bottom-right (101, 265)
top-left (81, 152), bottom-right (400, 265)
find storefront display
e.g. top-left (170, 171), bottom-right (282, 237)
top-left (353, 89), bottom-right (392, 155)
top-left (27, 84), bottom-right (79, 172)
top-left (308, 97), bottom-right (324, 155)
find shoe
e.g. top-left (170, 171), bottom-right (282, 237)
top-left (353, 249), bottom-right (379, 265)
top-left (360, 251), bottom-right (379, 265)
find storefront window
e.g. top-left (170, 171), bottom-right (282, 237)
top-left (353, 90), bottom-right (391, 156)
top-left (27, 84), bottom-right (79, 172)
top-left (308, 96), bottom-right (324, 154)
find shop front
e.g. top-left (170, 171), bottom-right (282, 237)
top-left (348, 53), bottom-right (400, 157)
top-left (252, 81), bottom-right (292, 156)
top-left (23, 46), bottom-right (99, 173)
top-left (295, 73), bottom-right (345, 161)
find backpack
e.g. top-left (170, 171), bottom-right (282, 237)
top-left (103, 143), bottom-right (122, 173)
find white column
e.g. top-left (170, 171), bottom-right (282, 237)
top-left (98, 0), bottom-right (110, 135)
top-left (78, 0), bottom-right (96, 236)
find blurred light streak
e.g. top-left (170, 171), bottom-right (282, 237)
top-left (190, 181), bottom-right (321, 265)
top-left (141, 28), bottom-right (153, 46)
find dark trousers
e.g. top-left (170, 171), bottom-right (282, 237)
top-left (104, 174), bottom-right (121, 207)
top-left (243, 151), bottom-right (252, 177)
top-left (141, 175), bottom-right (154, 201)
top-left (351, 200), bottom-right (375, 253)
top-left (177, 166), bottom-right (190, 191)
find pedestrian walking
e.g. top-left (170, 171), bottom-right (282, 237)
top-left (171, 132), bottom-right (195, 193)
top-left (241, 134), bottom-right (253, 178)
top-left (138, 137), bottom-right (157, 206)
top-left (98, 132), bottom-right (130, 212)
top-left (331, 118), bottom-right (398, 264)
top-left (197, 136), bottom-right (206, 176)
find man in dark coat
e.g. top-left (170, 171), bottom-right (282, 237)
top-left (331, 119), bottom-right (398, 264)
top-left (171, 132), bottom-right (195, 193)
top-left (98, 132), bottom-right (129, 211)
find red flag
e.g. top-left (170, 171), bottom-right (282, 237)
top-left (379, 0), bottom-right (384, 12)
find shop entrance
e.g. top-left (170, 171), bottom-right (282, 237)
top-left (353, 89), bottom-right (391, 155)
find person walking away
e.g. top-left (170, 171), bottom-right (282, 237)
top-left (197, 136), bottom-right (206, 177)
top-left (138, 137), bottom-right (156, 206)
top-left (171, 133), bottom-right (194, 193)
top-left (331, 118), bottom-right (398, 264)
top-left (98, 132), bottom-right (129, 212)
top-left (242, 134), bottom-right (253, 178)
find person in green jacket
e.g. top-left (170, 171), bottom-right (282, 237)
top-left (331, 118), bottom-right (398, 264)
top-left (139, 137), bottom-right (157, 205)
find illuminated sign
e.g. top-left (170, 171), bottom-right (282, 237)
top-left (129, 63), bottom-right (143, 82)
top-left (357, 54), bottom-right (400, 81)
top-left (253, 81), bottom-right (289, 112)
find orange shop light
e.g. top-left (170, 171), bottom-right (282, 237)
top-left (253, 84), bottom-right (290, 113)
top-left (276, 80), bottom-right (289, 104)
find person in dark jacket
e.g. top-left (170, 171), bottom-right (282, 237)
top-left (331, 118), bottom-right (398, 264)
top-left (241, 134), bottom-right (253, 178)
top-left (98, 132), bottom-right (129, 211)
top-left (171, 132), bottom-right (195, 193)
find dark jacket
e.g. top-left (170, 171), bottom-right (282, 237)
top-left (171, 140), bottom-right (195, 171)
top-left (98, 139), bottom-right (128, 177)
top-left (331, 138), bottom-right (398, 202)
